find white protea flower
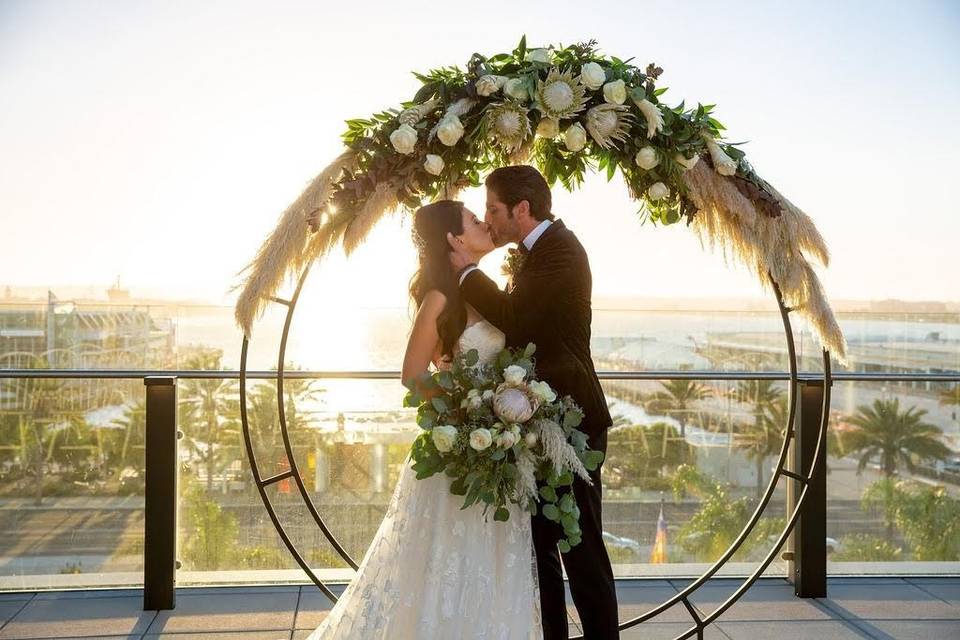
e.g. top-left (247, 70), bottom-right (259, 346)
top-left (579, 61), bottom-right (606, 90)
top-left (674, 152), bottom-right (700, 170)
top-left (701, 133), bottom-right (738, 175)
top-left (536, 117), bottom-right (559, 138)
top-left (535, 68), bottom-right (588, 121)
top-left (634, 146), bottom-right (659, 170)
top-left (398, 98), bottom-right (439, 126)
top-left (389, 123), bottom-right (418, 155)
top-left (648, 182), bottom-right (670, 200)
top-left (423, 154), bottom-right (445, 176)
top-left (602, 79), bottom-right (627, 105)
top-left (632, 95), bottom-right (665, 139)
top-left (436, 115), bottom-right (465, 146)
top-left (584, 103), bottom-right (633, 150)
top-left (476, 74), bottom-right (508, 97)
top-left (563, 122), bottom-right (587, 152)
top-left (503, 77), bottom-right (529, 102)
top-left (486, 102), bottom-right (531, 153)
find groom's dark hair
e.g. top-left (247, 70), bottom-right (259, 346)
top-left (485, 165), bottom-right (554, 221)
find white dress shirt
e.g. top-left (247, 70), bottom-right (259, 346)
top-left (458, 219), bottom-right (553, 285)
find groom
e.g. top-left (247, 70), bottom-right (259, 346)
top-left (447, 165), bottom-right (619, 639)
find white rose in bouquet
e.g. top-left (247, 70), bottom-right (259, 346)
top-left (579, 62), bottom-right (606, 90)
top-left (436, 115), bottom-right (465, 146)
top-left (432, 425), bottom-right (458, 453)
top-left (469, 427), bottom-right (493, 451)
top-left (460, 387), bottom-right (483, 410)
top-left (423, 154), bottom-right (445, 176)
top-left (602, 79), bottom-right (627, 105)
top-left (493, 386), bottom-right (537, 424)
top-left (648, 182), bottom-right (670, 200)
top-left (528, 380), bottom-right (557, 403)
top-left (504, 77), bottom-right (529, 102)
top-left (525, 48), bottom-right (552, 64)
top-left (495, 429), bottom-right (519, 449)
top-left (503, 364), bottom-right (527, 386)
top-left (536, 117), bottom-right (559, 138)
top-left (634, 146), bottom-right (659, 170)
top-left (389, 124), bottom-right (418, 155)
top-left (564, 122), bottom-right (587, 152)
top-left (524, 431), bottom-right (538, 447)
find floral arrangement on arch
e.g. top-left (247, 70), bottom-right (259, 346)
top-left (233, 36), bottom-right (847, 364)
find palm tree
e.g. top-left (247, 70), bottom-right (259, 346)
top-left (840, 397), bottom-right (951, 478)
top-left (606, 422), bottom-right (693, 489)
top-left (244, 371), bottom-right (323, 485)
top-left (670, 464), bottom-right (782, 561)
top-left (179, 350), bottom-right (241, 493)
top-left (731, 380), bottom-right (786, 498)
top-left (863, 478), bottom-right (960, 558)
top-left (644, 376), bottom-right (714, 437)
top-left (939, 384), bottom-right (960, 408)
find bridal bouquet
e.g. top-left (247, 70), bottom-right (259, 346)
top-left (403, 343), bottom-right (604, 551)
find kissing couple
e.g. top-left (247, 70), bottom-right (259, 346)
top-left (306, 164), bottom-right (619, 639)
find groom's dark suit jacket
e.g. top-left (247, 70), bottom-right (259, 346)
top-left (461, 219), bottom-right (612, 438)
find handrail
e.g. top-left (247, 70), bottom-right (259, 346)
top-left (0, 368), bottom-right (957, 382)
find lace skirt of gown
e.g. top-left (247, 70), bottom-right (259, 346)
top-left (305, 451), bottom-right (543, 640)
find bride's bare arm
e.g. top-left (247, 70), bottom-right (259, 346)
top-left (401, 290), bottom-right (447, 395)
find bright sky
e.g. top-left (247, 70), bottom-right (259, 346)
top-left (1, 1), bottom-right (958, 308)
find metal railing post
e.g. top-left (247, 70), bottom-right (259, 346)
top-left (786, 378), bottom-right (828, 597)
top-left (143, 376), bottom-right (178, 610)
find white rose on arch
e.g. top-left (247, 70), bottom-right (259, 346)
top-left (476, 74), bottom-right (507, 97)
top-left (436, 115), bottom-right (465, 146)
top-left (536, 117), bottom-right (559, 139)
top-left (579, 62), bottom-right (606, 90)
top-left (674, 153), bottom-right (700, 170)
top-left (564, 122), bottom-right (587, 152)
top-left (525, 48), bottom-right (552, 64)
top-left (603, 79), bottom-right (627, 105)
top-left (469, 427), bottom-right (493, 451)
top-left (504, 77), bottom-right (529, 102)
top-left (648, 182), bottom-right (670, 200)
top-left (635, 146), bottom-right (659, 170)
top-left (389, 124), bottom-right (418, 155)
top-left (423, 154), bottom-right (445, 176)
top-left (432, 425), bottom-right (458, 453)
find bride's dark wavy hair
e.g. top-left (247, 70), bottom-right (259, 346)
top-left (409, 200), bottom-right (468, 361)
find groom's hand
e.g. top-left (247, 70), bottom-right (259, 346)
top-left (446, 232), bottom-right (474, 273)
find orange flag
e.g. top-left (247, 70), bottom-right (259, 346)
top-left (650, 503), bottom-right (668, 564)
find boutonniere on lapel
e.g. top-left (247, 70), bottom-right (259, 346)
top-left (500, 246), bottom-right (527, 283)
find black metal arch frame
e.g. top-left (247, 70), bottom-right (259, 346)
top-left (238, 263), bottom-right (832, 640)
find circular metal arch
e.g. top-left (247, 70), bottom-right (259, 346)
top-left (238, 265), bottom-right (832, 639)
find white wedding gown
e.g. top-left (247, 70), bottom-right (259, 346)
top-left (307, 319), bottom-right (543, 639)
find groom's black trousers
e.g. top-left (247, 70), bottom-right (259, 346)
top-left (458, 219), bottom-right (620, 638)
top-left (532, 427), bottom-right (619, 640)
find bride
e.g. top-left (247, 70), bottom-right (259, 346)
top-left (306, 199), bottom-right (543, 639)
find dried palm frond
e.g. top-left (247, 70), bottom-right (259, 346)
top-left (231, 149), bottom-right (358, 338)
top-left (681, 161), bottom-right (848, 363)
